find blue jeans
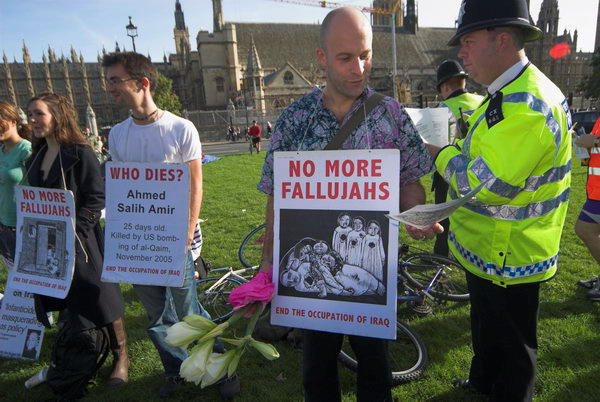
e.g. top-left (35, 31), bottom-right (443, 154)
top-left (134, 252), bottom-right (210, 377)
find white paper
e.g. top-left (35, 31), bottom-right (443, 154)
top-left (387, 180), bottom-right (489, 229)
top-left (0, 286), bottom-right (46, 361)
top-left (102, 162), bottom-right (190, 286)
top-left (9, 186), bottom-right (76, 299)
top-left (406, 108), bottom-right (450, 147)
top-left (271, 150), bottom-right (400, 340)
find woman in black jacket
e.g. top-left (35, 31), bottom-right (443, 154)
top-left (26, 93), bottom-right (129, 385)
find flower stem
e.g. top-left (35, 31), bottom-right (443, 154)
top-left (245, 303), bottom-right (265, 337)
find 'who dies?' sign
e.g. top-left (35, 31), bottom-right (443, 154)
top-left (102, 162), bottom-right (189, 287)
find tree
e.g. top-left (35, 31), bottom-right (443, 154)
top-left (580, 49), bottom-right (600, 99)
top-left (154, 73), bottom-right (182, 115)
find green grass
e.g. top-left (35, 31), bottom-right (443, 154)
top-left (1, 153), bottom-right (600, 401)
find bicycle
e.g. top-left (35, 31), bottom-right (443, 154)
top-left (238, 224), bottom-right (265, 268)
top-left (338, 244), bottom-right (469, 384)
top-left (196, 265), bottom-right (259, 323)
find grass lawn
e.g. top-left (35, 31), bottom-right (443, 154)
top-left (1, 152), bottom-right (599, 401)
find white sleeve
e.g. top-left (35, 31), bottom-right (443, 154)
top-left (108, 126), bottom-right (121, 162)
top-left (179, 120), bottom-right (203, 162)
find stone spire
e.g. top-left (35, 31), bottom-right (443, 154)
top-left (22, 41), bottom-right (35, 98)
top-left (61, 53), bottom-right (76, 111)
top-left (244, 36), bottom-right (265, 112)
top-left (43, 51), bottom-right (54, 93)
top-left (245, 36), bottom-right (262, 75)
top-left (2, 52), bottom-right (18, 106)
top-left (48, 45), bottom-right (57, 63)
top-left (175, 0), bottom-right (186, 30)
top-left (213, 0), bottom-right (224, 32)
top-left (80, 53), bottom-right (92, 105)
top-left (115, 41), bottom-right (121, 52)
top-left (70, 46), bottom-right (78, 63)
top-left (22, 41), bottom-right (31, 64)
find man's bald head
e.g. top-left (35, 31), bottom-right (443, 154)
top-left (319, 7), bottom-right (372, 50)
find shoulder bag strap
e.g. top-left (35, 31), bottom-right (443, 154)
top-left (324, 92), bottom-right (385, 150)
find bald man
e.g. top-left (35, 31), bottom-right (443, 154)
top-left (256, 7), bottom-right (439, 401)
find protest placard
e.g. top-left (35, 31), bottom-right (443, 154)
top-left (0, 286), bottom-right (45, 361)
top-left (8, 186), bottom-right (76, 299)
top-left (102, 162), bottom-right (190, 287)
top-left (271, 150), bottom-right (400, 340)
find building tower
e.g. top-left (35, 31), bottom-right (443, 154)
top-left (213, 0), bottom-right (224, 32)
top-left (174, 0), bottom-right (191, 68)
top-left (404, 0), bottom-right (418, 34)
top-left (537, 0), bottom-right (559, 38)
top-left (371, 0), bottom-right (403, 28)
top-left (244, 37), bottom-right (266, 112)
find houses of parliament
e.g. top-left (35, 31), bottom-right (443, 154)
top-left (1, 0), bottom-right (597, 126)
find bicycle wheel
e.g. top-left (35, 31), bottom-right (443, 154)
top-left (338, 321), bottom-right (428, 385)
top-left (239, 224), bottom-right (266, 268)
top-left (196, 277), bottom-right (242, 323)
top-left (400, 253), bottom-right (469, 302)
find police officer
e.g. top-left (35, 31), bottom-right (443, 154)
top-left (427, 0), bottom-right (571, 400)
top-left (432, 60), bottom-right (483, 256)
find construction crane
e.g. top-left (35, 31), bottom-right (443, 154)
top-left (269, 0), bottom-right (403, 99)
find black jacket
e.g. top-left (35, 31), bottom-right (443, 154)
top-left (26, 143), bottom-right (124, 329)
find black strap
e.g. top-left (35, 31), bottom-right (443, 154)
top-left (324, 92), bottom-right (385, 150)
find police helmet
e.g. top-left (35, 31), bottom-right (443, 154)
top-left (436, 59), bottom-right (468, 91)
top-left (448, 0), bottom-right (542, 46)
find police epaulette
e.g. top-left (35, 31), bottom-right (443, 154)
top-left (486, 91), bottom-right (504, 128)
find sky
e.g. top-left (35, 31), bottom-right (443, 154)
top-left (0, 0), bottom-right (598, 63)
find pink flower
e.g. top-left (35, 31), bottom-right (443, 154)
top-left (228, 267), bottom-right (274, 312)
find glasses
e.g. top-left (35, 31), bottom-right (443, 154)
top-left (105, 77), bottom-right (137, 86)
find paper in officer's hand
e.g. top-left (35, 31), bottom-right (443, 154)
top-left (386, 180), bottom-right (489, 229)
top-left (406, 108), bottom-right (450, 147)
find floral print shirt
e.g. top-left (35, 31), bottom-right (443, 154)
top-left (258, 87), bottom-right (434, 195)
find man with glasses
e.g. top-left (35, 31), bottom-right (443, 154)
top-left (102, 52), bottom-right (239, 399)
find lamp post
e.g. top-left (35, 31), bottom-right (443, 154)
top-left (126, 16), bottom-right (138, 52)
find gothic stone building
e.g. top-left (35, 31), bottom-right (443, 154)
top-left (1, 0), bottom-right (598, 128)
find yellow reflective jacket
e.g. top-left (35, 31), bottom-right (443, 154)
top-left (440, 91), bottom-right (484, 121)
top-left (435, 63), bottom-right (572, 286)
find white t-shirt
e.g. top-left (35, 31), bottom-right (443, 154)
top-left (109, 111), bottom-right (202, 163)
top-left (108, 111), bottom-right (203, 259)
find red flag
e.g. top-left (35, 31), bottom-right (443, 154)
top-left (549, 42), bottom-right (571, 59)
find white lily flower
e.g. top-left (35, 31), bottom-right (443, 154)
top-left (183, 314), bottom-right (217, 331)
top-left (165, 321), bottom-right (207, 348)
top-left (249, 339), bottom-right (280, 360)
top-left (200, 350), bottom-right (236, 388)
top-left (179, 339), bottom-right (215, 385)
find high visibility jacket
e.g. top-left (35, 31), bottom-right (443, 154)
top-left (441, 91), bottom-right (484, 121)
top-left (587, 117), bottom-right (600, 200)
top-left (435, 63), bottom-right (572, 286)
top-left (440, 91), bottom-right (484, 143)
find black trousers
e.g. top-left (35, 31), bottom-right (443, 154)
top-left (303, 330), bottom-right (393, 402)
top-left (466, 271), bottom-right (540, 401)
top-left (432, 171), bottom-right (450, 256)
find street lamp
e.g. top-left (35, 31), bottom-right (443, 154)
top-left (126, 16), bottom-right (138, 52)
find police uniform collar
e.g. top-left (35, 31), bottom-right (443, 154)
top-left (487, 57), bottom-right (529, 95)
top-left (445, 88), bottom-right (468, 101)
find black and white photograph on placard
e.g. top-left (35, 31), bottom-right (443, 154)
top-left (278, 209), bottom-right (388, 305)
top-left (16, 218), bottom-right (68, 280)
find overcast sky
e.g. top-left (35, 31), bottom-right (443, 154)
top-left (0, 0), bottom-right (597, 62)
